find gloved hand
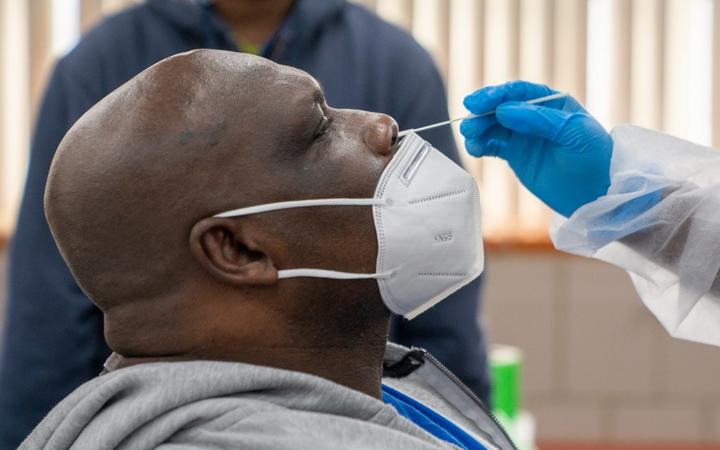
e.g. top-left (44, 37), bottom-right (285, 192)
top-left (460, 80), bottom-right (613, 218)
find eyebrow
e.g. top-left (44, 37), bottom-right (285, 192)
top-left (313, 87), bottom-right (326, 105)
top-left (313, 78), bottom-right (327, 102)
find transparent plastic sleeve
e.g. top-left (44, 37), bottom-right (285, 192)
top-left (550, 125), bottom-right (720, 346)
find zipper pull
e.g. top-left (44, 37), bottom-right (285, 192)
top-left (383, 349), bottom-right (425, 378)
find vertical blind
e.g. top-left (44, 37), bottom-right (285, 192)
top-left (0, 0), bottom-right (717, 242)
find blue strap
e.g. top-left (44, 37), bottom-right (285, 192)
top-left (382, 384), bottom-right (487, 450)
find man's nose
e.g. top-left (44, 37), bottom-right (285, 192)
top-left (362, 114), bottom-right (398, 156)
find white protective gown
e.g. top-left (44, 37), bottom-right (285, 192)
top-left (551, 125), bottom-right (720, 347)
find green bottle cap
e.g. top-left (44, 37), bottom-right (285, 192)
top-left (490, 345), bottom-right (523, 420)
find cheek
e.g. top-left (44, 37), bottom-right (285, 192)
top-left (267, 129), bottom-right (387, 202)
top-left (273, 205), bottom-right (378, 274)
top-left (323, 206), bottom-right (378, 273)
top-left (260, 133), bottom-right (386, 272)
top-left (315, 139), bottom-right (386, 197)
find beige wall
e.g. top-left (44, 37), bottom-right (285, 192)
top-left (485, 251), bottom-right (720, 443)
top-left (1, 248), bottom-right (718, 442)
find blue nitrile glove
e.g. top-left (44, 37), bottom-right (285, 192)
top-left (460, 80), bottom-right (613, 218)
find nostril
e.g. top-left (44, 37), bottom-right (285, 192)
top-left (390, 118), bottom-right (399, 142)
top-left (361, 114), bottom-right (399, 155)
top-left (363, 121), bottom-right (395, 155)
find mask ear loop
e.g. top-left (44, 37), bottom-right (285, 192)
top-left (277, 269), bottom-right (395, 280)
top-left (214, 198), bottom-right (385, 218)
top-left (213, 198), bottom-right (396, 280)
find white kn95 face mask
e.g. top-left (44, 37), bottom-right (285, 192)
top-left (214, 132), bottom-right (484, 319)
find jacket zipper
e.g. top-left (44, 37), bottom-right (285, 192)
top-left (415, 348), bottom-right (519, 450)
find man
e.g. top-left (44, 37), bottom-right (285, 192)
top-left (461, 80), bottom-right (720, 347)
top-left (21, 50), bottom-right (511, 450)
top-left (1, 1), bottom-right (489, 445)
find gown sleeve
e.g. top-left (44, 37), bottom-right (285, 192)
top-left (550, 125), bottom-right (720, 347)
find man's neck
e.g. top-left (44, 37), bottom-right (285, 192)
top-left (105, 289), bottom-right (391, 399)
top-left (213, 0), bottom-right (295, 48)
top-left (108, 338), bottom-right (390, 399)
top-left (238, 342), bottom-right (389, 398)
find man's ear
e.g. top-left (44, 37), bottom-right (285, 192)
top-left (189, 218), bottom-right (278, 286)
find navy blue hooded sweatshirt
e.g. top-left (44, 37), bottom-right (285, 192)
top-left (0, 1), bottom-right (488, 447)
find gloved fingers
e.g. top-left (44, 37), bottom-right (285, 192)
top-left (495, 102), bottom-right (575, 141)
top-left (459, 115), bottom-right (498, 140)
top-left (465, 137), bottom-right (509, 159)
top-left (464, 81), bottom-right (555, 115)
top-left (464, 124), bottom-right (512, 158)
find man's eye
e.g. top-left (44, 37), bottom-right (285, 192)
top-left (313, 115), bottom-right (330, 139)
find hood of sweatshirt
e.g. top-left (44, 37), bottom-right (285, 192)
top-left (20, 351), bottom-right (460, 450)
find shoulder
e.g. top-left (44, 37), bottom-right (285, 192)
top-left (338, 3), bottom-right (439, 77)
top-left (322, 3), bottom-right (446, 118)
top-left (64, 4), bottom-right (150, 62)
top-left (59, 4), bottom-right (167, 93)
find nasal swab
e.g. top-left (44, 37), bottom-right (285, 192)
top-left (397, 92), bottom-right (570, 137)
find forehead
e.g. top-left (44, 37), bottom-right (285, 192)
top-left (223, 61), bottom-right (324, 161)
top-left (271, 64), bottom-right (322, 99)
top-left (240, 61), bottom-right (322, 120)
top-left (249, 64), bottom-right (323, 133)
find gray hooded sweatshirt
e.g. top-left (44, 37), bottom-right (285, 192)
top-left (20, 344), bottom-right (515, 450)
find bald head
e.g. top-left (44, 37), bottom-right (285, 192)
top-left (47, 51), bottom-right (278, 305)
top-left (46, 49), bottom-right (398, 358)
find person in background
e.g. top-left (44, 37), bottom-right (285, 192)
top-left (0, 1), bottom-right (489, 447)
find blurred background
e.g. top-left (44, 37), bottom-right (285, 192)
top-left (1, 0), bottom-right (719, 448)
